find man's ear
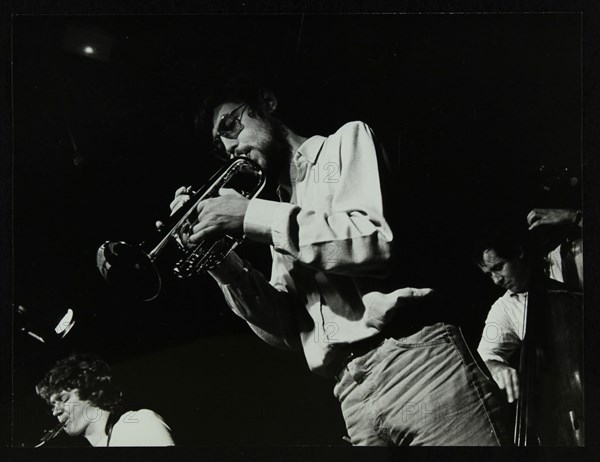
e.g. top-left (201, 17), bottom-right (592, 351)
top-left (258, 88), bottom-right (278, 114)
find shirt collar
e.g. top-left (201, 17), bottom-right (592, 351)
top-left (508, 290), bottom-right (528, 300)
top-left (296, 135), bottom-right (326, 165)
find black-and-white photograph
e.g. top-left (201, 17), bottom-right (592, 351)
top-left (8, 9), bottom-right (588, 453)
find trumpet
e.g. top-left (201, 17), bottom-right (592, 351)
top-left (96, 157), bottom-right (265, 301)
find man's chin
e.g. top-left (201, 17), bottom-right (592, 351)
top-left (63, 423), bottom-right (81, 436)
top-left (509, 284), bottom-right (527, 294)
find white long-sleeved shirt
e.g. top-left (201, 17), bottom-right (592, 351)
top-left (476, 290), bottom-right (528, 364)
top-left (477, 239), bottom-right (584, 366)
top-left (209, 121), bottom-right (408, 376)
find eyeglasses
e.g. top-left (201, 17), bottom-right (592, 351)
top-left (212, 103), bottom-right (248, 160)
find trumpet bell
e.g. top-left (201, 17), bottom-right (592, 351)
top-left (96, 241), bottom-right (161, 301)
top-left (96, 157), bottom-right (265, 301)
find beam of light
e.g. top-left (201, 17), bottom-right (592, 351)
top-left (83, 46), bottom-right (95, 54)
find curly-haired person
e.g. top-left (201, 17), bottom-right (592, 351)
top-left (36, 353), bottom-right (174, 447)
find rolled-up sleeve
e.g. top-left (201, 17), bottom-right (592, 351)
top-left (477, 298), bottom-right (522, 364)
top-left (244, 121), bottom-right (393, 276)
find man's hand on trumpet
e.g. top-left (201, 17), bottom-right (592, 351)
top-left (168, 186), bottom-right (250, 243)
top-left (169, 185), bottom-right (194, 216)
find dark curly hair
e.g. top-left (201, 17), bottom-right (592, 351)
top-left (36, 353), bottom-right (123, 413)
top-left (471, 219), bottom-right (550, 281)
top-left (471, 227), bottom-right (531, 267)
top-left (193, 72), bottom-right (301, 152)
top-left (195, 75), bottom-right (273, 136)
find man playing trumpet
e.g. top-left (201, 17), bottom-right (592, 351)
top-left (170, 79), bottom-right (511, 446)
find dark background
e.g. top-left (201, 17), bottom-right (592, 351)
top-left (11, 13), bottom-right (582, 447)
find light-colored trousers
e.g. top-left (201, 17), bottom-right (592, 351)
top-left (333, 323), bottom-right (512, 446)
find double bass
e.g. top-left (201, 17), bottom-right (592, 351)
top-left (513, 262), bottom-right (584, 445)
top-left (513, 161), bottom-right (584, 446)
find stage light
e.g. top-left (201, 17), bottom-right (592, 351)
top-left (16, 304), bottom-right (77, 345)
top-left (62, 25), bottom-right (113, 62)
top-left (54, 308), bottom-right (76, 338)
